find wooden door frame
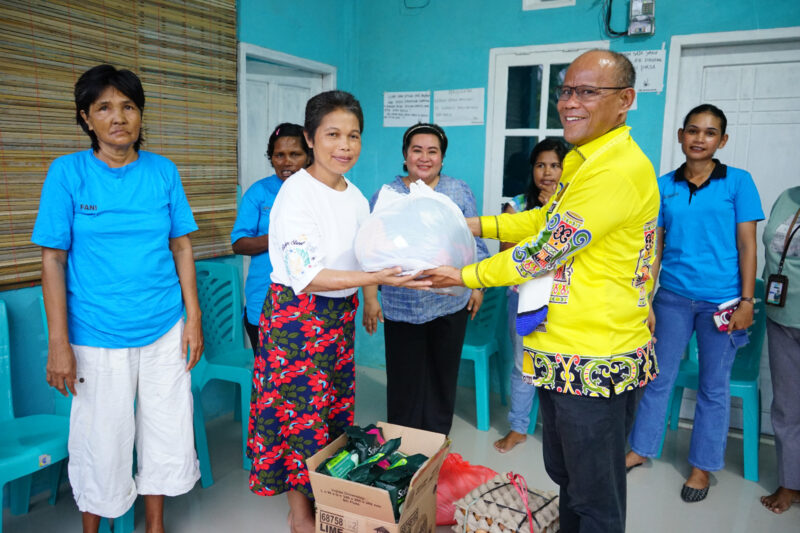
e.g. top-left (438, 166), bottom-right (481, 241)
top-left (237, 43), bottom-right (337, 185)
top-left (660, 26), bottom-right (800, 175)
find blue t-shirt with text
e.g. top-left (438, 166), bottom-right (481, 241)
top-left (32, 149), bottom-right (198, 348)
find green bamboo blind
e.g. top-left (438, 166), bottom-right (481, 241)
top-left (0, 0), bottom-right (238, 290)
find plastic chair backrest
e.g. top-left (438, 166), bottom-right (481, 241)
top-left (0, 300), bottom-right (15, 422)
top-left (38, 295), bottom-right (72, 417)
top-left (684, 278), bottom-right (767, 365)
top-left (464, 288), bottom-right (504, 343)
top-left (194, 261), bottom-right (245, 351)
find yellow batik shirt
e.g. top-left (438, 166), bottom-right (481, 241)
top-left (462, 126), bottom-right (659, 397)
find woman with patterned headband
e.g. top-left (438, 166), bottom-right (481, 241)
top-left (364, 122), bottom-right (489, 435)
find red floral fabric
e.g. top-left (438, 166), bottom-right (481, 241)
top-left (247, 283), bottom-right (357, 498)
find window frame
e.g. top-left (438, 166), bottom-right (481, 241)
top-left (523, 0), bottom-right (576, 11)
top-left (483, 40), bottom-right (609, 224)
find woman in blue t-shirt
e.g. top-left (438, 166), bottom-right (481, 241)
top-left (33, 65), bottom-right (203, 531)
top-left (231, 123), bottom-right (310, 353)
top-left (626, 104), bottom-right (764, 503)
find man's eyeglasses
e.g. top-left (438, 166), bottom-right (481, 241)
top-left (556, 85), bottom-right (631, 102)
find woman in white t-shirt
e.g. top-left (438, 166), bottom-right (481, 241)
top-left (246, 90), bottom-right (428, 533)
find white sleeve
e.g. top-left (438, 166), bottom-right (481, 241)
top-left (270, 183), bottom-right (326, 293)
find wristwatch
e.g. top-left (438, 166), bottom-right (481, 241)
top-left (740, 296), bottom-right (754, 304)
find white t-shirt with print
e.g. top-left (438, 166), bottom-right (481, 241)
top-left (269, 168), bottom-right (369, 298)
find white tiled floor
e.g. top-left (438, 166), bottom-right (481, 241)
top-left (4, 366), bottom-right (798, 532)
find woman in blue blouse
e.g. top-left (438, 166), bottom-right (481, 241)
top-left (231, 123), bottom-right (310, 353)
top-left (626, 104), bottom-right (764, 503)
top-left (364, 123), bottom-right (489, 435)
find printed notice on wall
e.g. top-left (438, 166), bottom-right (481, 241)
top-left (433, 88), bottom-right (485, 126)
top-left (383, 91), bottom-right (430, 127)
top-left (623, 49), bottom-right (666, 94)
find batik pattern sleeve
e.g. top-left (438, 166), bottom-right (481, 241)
top-left (463, 168), bottom-right (643, 289)
top-left (32, 158), bottom-right (74, 250)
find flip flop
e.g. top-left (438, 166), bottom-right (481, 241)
top-left (626, 462), bottom-right (644, 473)
top-left (681, 484), bottom-right (709, 503)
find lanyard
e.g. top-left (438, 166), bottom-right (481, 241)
top-left (777, 207), bottom-right (800, 275)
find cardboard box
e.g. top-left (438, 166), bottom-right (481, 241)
top-left (307, 422), bottom-right (451, 533)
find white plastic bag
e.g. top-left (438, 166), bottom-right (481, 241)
top-left (355, 181), bottom-right (477, 295)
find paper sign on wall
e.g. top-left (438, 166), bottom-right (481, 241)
top-left (623, 49), bottom-right (666, 94)
top-left (383, 91), bottom-right (430, 127)
top-left (433, 88), bottom-right (485, 126)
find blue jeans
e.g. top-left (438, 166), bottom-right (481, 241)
top-left (506, 290), bottom-right (538, 433)
top-left (629, 287), bottom-right (748, 471)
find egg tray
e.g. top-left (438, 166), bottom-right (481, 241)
top-left (452, 473), bottom-right (559, 533)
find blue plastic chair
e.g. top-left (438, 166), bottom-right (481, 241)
top-left (461, 287), bottom-right (507, 431)
top-left (663, 279), bottom-right (766, 482)
top-left (191, 261), bottom-right (254, 480)
top-left (0, 299), bottom-right (71, 533)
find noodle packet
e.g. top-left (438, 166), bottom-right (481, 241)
top-left (374, 453), bottom-right (429, 520)
top-left (317, 424), bottom-right (385, 478)
top-left (346, 438), bottom-right (401, 484)
top-left (374, 479), bottom-right (407, 521)
top-left (316, 448), bottom-right (360, 478)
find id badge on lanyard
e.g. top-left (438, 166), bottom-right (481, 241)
top-left (766, 207), bottom-right (800, 308)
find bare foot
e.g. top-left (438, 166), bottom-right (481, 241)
top-left (761, 486), bottom-right (800, 514)
top-left (289, 511), bottom-right (315, 533)
top-left (625, 450), bottom-right (647, 470)
top-left (494, 430), bottom-right (527, 453)
top-left (287, 491), bottom-right (316, 533)
top-left (684, 467), bottom-right (709, 490)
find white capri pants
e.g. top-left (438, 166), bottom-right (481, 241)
top-left (68, 319), bottom-right (200, 518)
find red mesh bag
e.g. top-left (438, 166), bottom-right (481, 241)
top-left (436, 453), bottom-right (499, 526)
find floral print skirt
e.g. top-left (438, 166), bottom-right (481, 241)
top-left (247, 282), bottom-right (358, 498)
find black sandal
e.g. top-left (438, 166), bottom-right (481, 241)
top-left (681, 484), bottom-right (709, 502)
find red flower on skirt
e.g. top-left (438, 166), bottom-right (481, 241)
top-left (308, 391), bottom-right (332, 410)
top-left (252, 443), bottom-right (285, 471)
top-left (253, 389), bottom-right (282, 412)
top-left (269, 368), bottom-right (298, 387)
top-left (285, 297), bottom-right (317, 317)
top-left (301, 337), bottom-right (333, 355)
top-left (300, 316), bottom-right (325, 337)
top-left (313, 425), bottom-right (330, 446)
top-left (254, 354), bottom-right (267, 373)
top-left (287, 470), bottom-right (309, 487)
top-left (329, 396), bottom-right (354, 419)
top-left (308, 370), bottom-right (330, 393)
top-left (287, 357), bottom-right (314, 376)
top-left (283, 449), bottom-right (306, 471)
top-left (249, 473), bottom-right (276, 495)
top-left (334, 351), bottom-right (354, 371)
top-left (276, 400), bottom-right (297, 422)
top-left (267, 346), bottom-right (289, 368)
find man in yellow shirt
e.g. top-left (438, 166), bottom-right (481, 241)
top-left (425, 50), bottom-right (659, 532)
